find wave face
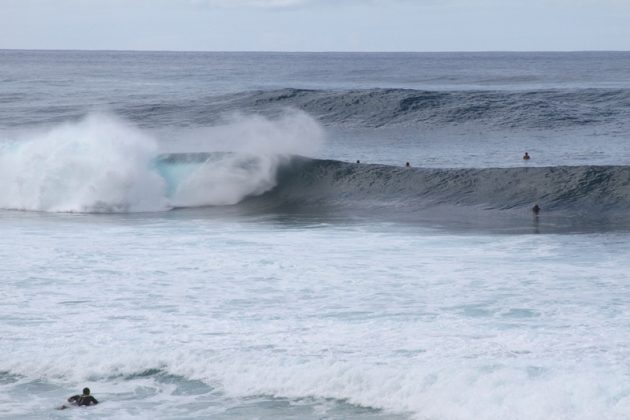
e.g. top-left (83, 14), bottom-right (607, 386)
top-left (120, 87), bottom-right (630, 129)
top-left (250, 158), bottom-right (630, 216)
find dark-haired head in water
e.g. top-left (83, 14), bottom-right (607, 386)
top-left (67, 388), bottom-right (98, 406)
top-left (532, 204), bottom-right (540, 214)
top-left (523, 152), bottom-right (530, 160)
top-left (405, 162), bottom-right (410, 167)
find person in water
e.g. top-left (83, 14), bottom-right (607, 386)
top-left (405, 161), bottom-right (410, 167)
top-left (67, 388), bottom-right (99, 406)
top-left (532, 204), bottom-right (540, 214)
top-left (523, 152), bottom-right (530, 160)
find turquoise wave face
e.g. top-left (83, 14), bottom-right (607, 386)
top-left (153, 152), bottom-right (241, 199)
top-left (154, 160), bottom-right (201, 198)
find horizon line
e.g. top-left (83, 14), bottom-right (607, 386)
top-left (1, 48), bottom-right (629, 54)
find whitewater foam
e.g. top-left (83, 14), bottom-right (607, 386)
top-left (0, 114), bottom-right (167, 212)
top-left (2, 221), bottom-right (630, 419)
top-left (0, 112), bottom-right (324, 213)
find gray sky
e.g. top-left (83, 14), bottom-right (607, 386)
top-left (2, 0), bottom-right (630, 51)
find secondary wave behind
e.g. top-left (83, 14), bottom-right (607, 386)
top-left (111, 88), bottom-right (630, 130)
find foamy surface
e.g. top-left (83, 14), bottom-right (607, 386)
top-left (1, 212), bottom-right (630, 419)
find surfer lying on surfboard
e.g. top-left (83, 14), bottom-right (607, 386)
top-left (57, 387), bottom-right (98, 409)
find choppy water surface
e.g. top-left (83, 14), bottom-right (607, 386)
top-left (1, 51), bottom-right (630, 419)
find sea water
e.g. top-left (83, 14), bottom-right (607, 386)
top-left (1, 51), bottom-right (630, 419)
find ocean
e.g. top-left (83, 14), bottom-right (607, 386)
top-left (1, 50), bottom-right (630, 419)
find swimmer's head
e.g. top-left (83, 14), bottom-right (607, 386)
top-left (83, 388), bottom-right (90, 396)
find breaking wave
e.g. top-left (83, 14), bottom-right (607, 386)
top-left (0, 113), bottom-right (324, 213)
top-left (1, 113), bottom-right (629, 221)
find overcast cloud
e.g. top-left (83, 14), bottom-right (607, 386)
top-left (1, 0), bottom-right (629, 51)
